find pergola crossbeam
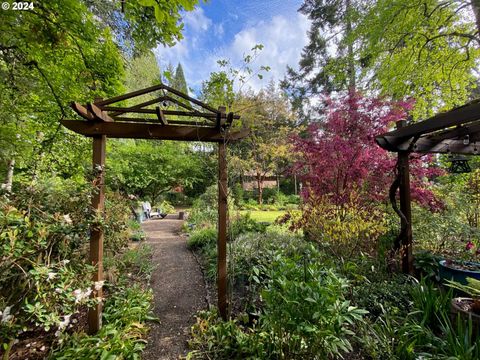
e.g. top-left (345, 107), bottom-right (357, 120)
top-left (105, 117), bottom-right (211, 126)
top-left (61, 120), bottom-right (248, 142)
top-left (109, 96), bottom-right (166, 117)
top-left (103, 107), bottom-right (236, 120)
top-left (161, 83), bottom-right (218, 113)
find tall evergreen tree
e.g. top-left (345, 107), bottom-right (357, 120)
top-left (125, 51), bottom-right (161, 92)
top-left (169, 62), bottom-right (190, 109)
top-left (172, 63), bottom-right (188, 94)
top-left (282, 0), bottom-right (362, 121)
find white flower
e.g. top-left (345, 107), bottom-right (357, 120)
top-left (47, 272), bottom-right (57, 280)
top-left (58, 314), bottom-right (72, 330)
top-left (73, 289), bottom-right (83, 303)
top-left (63, 214), bottom-right (72, 224)
top-left (73, 288), bottom-right (92, 303)
top-left (94, 281), bottom-right (105, 291)
top-left (40, 346), bottom-right (45, 351)
top-left (1, 306), bottom-right (13, 323)
top-left (55, 288), bottom-right (62, 294)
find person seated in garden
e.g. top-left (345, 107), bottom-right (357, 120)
top-left (142, 201), bottom-right (151, 219)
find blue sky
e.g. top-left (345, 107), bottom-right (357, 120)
top-left (154, 0), bottom-right (309, 95)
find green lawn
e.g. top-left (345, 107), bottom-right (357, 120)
top-left (240, 210), bottom-right (287, 223)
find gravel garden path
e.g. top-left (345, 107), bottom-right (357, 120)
top-left (141, 215), bottom-right (207, 360)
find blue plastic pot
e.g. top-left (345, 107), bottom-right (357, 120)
top-left (439, 260), bottom-right (480, 285)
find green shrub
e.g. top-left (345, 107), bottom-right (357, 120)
top-left (189, 247), bottom-right (368, 359)
top-left (0, 179), bottom-right (133, 353)
top-left (286, 194), bottom-right (300, 205)
top-left (352, 274), bottom-right (415, 319)
top-left (188, 185), bottom-right (219, 228)
top-left (260, 188), bottom-right (277, 203)
top-left (241, 199), bottom-right (260, 211)
top-left (50, 284), bottom-right (155, 360)
top-left (164, 191), bottom-right (189, 206)
top-left (104, 245), bottom-right (154, 285)
top-left (284, 203), bottom-right (299, 211)
top-left (188, 310), bottom-right (267, 359)
top-left (230, 213), bottom-right (267, 239)
top-left (258, 250), bottom-right (368, 358)
top-left (357, 278), bottom-right (480, 359)
top-left (155, 200), bottom-right (175, 214)
top-left (187, 227), bottom-right (217, 250)
top-left (271, 191), bottom-right (288, 205)
top-left (232, 183), bottom-right (245, 207)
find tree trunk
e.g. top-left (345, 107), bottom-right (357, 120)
top-left (256, 172), bottom-right (263, 205)
top-left (345, 0), bottom-right (356, 91)
top-left (2, 159), bottom-right (15, 192)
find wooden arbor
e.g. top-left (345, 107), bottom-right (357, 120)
top-left (61, 83), bottom-right (247, 333)
top-left (376, 99), bottom-right (480, 274)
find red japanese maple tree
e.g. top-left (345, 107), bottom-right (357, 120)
top-left (292, 92), bottom-right (443, 211)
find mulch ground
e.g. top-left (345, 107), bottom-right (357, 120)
top-left (141, 214), bottom-right (208, 360)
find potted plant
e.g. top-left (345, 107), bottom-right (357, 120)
top-left (439, 241), bottom-right (480, 285)
top-left (447, 278), bottom-right (480, 332)
top-left (439, 259), bottom-right (480, 285)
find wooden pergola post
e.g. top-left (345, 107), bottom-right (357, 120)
top-left (217, 141), bottom-right (228, 320)
top-left (396, 121), bottom-right (413, 275)
top-left (88, 135), bottom-right (106, 334)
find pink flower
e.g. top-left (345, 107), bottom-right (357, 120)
top-left (466, 241), bottom-right (474, 251)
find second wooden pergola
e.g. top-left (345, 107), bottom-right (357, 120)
top-left (376, 99), bottom-right (480, 274)
top-left (61, 83), bottom-right (248, 333)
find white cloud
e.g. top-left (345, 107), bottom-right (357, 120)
top-left (227, 13), bottom-right (310, 91)
top-left (214, 23), bottom-right (224, 38)
top-left (154, 9), bottom-right (309, 95)
top-left (183, 7), bottom-right (212, 33)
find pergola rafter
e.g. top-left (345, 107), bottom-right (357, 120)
top-left (375, 99), bottom-right (480, 274)
top-left (61, 84), bottom-right (247, 334)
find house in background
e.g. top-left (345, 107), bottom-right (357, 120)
top-left (241, 171), bottom-right (278, 191)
